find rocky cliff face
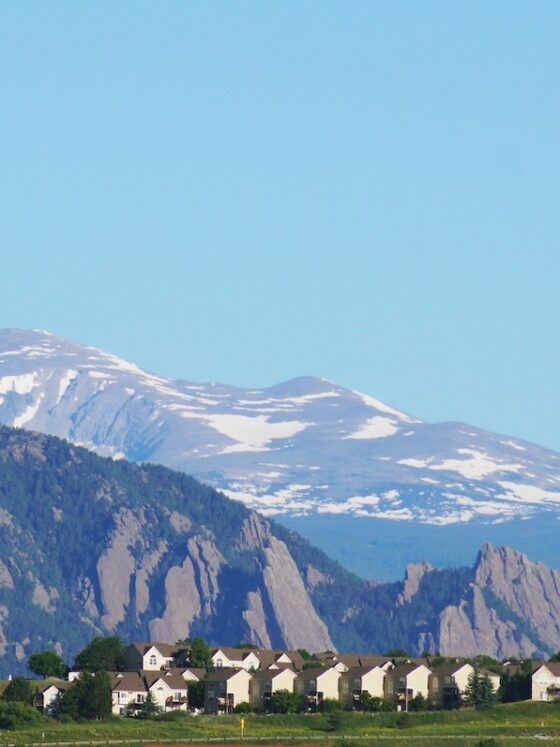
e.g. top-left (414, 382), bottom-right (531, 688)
top-left (391, 543), bottom-right (560, 659)
top-left (0, 426), bottom-right (337, 675)
top-left (1, 424), bottom-right (559, 675)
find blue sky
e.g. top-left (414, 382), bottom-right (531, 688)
top-left (1, 2), bottom-right (559, 450)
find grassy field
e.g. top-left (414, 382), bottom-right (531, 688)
top-left (1, 702), bottom-right (560, 746)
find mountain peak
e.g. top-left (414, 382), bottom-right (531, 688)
top-left (0, 328), bottom-right (559, 538)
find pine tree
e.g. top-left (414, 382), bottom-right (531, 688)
top-left (138, 691), bottom-right (160, 719)
top-left (2, 677), bottom-right (33, 705)
top-left (465, 669), bottom-right (497, 710)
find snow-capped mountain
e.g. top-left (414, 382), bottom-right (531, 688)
top-left (1, 329), bottom-right (559, 577)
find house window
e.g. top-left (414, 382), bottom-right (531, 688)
top-left (216, 658), bottom-right (223, 668)
top-left (149, 655), bottom-right (157, 666)
top-left (174, 691), bottom-right (182, 700)
top-left (136, 694), bottom-right (145, 703)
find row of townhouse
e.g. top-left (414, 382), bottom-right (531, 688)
top-left (47, 640), bottom-right (560, 716)
top-left (123, 642), bottom-right (304, 673)
top-left (39, 668), bottom-right (202, 716)
top-left (203, 658), bottom-right (501, 714)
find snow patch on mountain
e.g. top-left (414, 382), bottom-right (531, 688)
top-left (497, 482), bottom-right (560, 505)
top-left (344, 415), bottom-right (399, 440)
top-left (56, 369), bottom-right (78, 404)
top-left (14, 393), bottom-right (44, 427)
top-left (399, 449), bottom-right (524, 480)
top-left (429, 449), bottom-right (524, 479)
top-left (0, 373), bottom-right (40, 395)
top-left (1, 328), bottom-right (560, 531)
top-left (357, 392), bottom-right (419, 423)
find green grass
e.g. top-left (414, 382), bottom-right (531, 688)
top-left (1, 702), bottom-right (560, 746)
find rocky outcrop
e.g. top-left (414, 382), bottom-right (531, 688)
top-left (97, 509), bottom-right (142, 628)
top-left (239, 514), bottom-right (272, 550)
top-left (186, 536), bottom-right (223, 616)
top-left (0, 560), bottom-right (13, 589)
top-left (397, 561), bottom-right (433, 606)
top-left (306, 565), bottom-right (333, 590)
top-left (0, 605), bottom-right (8, 656)
top-left (135, 541), bottom-right (168, 617)
top-left (149, 535), bottom-right (224, 642)
top-left (262, 535), bottom-right (334, 651)
top-left (149, 555), bottom-right (201, 642)
top-left (475, 543), bottom-right (560, 651)
top-left (438, 584), bottom-right (535, 658)
top-left (32, 582), bottom-right (58, 613)
top-left (236, 513), bottom-right (334, 651)
top-left (242, 590), bottom-right (272, 648)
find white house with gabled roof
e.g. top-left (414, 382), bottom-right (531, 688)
top-left (532, 662), bottom-right (560, 701)
top-left (210, 647), bottom-right (261, 671)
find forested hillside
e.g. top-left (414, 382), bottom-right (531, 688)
top-left (0, 425), bottom-right (558, 675)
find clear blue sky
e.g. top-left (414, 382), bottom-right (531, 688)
top-left (1, 2), bottom-right (559, 450)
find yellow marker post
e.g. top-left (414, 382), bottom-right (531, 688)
top-left (240, 717), bottom-right (245, 739)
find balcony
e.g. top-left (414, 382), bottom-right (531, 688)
top-left (216, 694), bottom-right (235, 714)
top-left (396, 688), bottom-right (413, 701)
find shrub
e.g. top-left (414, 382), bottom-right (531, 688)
top-left (0, 701), bottom-right (43, 729)
top-left (319, 698), bottom-right (342, 713)
top-left (271, 689), bottom-right (302, 714)
top-left (233, 701), bottom-right (253, 714)
top-left (325, 710), bottom-right (343, 732)
top-left (411, 693), bottom-right (428, 711)
top-left (396, 711), bottom-right (411, 728)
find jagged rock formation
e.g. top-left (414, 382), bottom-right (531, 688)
top-left (395, 544), bottom-right (560, 659)
top-left (397, 561), bottom-right (433, 606)
top-left (1, 424), bottom-right (560, 675)
top-left (0, 425), bottom-right (338, 675)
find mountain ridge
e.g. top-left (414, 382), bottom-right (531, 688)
top-left (1, 424), bottom-right (560, 674)
top-left (1, 328), bottom-right (559, 579)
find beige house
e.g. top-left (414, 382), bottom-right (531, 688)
top-left (532, 662), bottom-right (560, 701)
top-left (295, 667), bottom-right (341, 711)
top-left (384, 663), bottom-right (431, 707)
top-left (110, 672), bottom-right (147, 716)
top-left (339, 665), bottom-right (387, 707)
top-left (36, 681), bottom-right (70, 714)
top-left (249, 668), bottom-right (297, 711)
top-left (178, 666), bottom-right (206, 682)
top-left (144, 671), bottom-right (189, 711)
top-left (318, 653), bottom-right (391, 674)
top-left (124, 642), bottom-right (187, 671)
top-left (258, 650), bottom-right (304, 671)
top-left (204, 668), bottom-right (252, 714)
top-left (210, 647), bottom-right (261, 671)
top-left (429, 662), bottom-right (474, 708)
